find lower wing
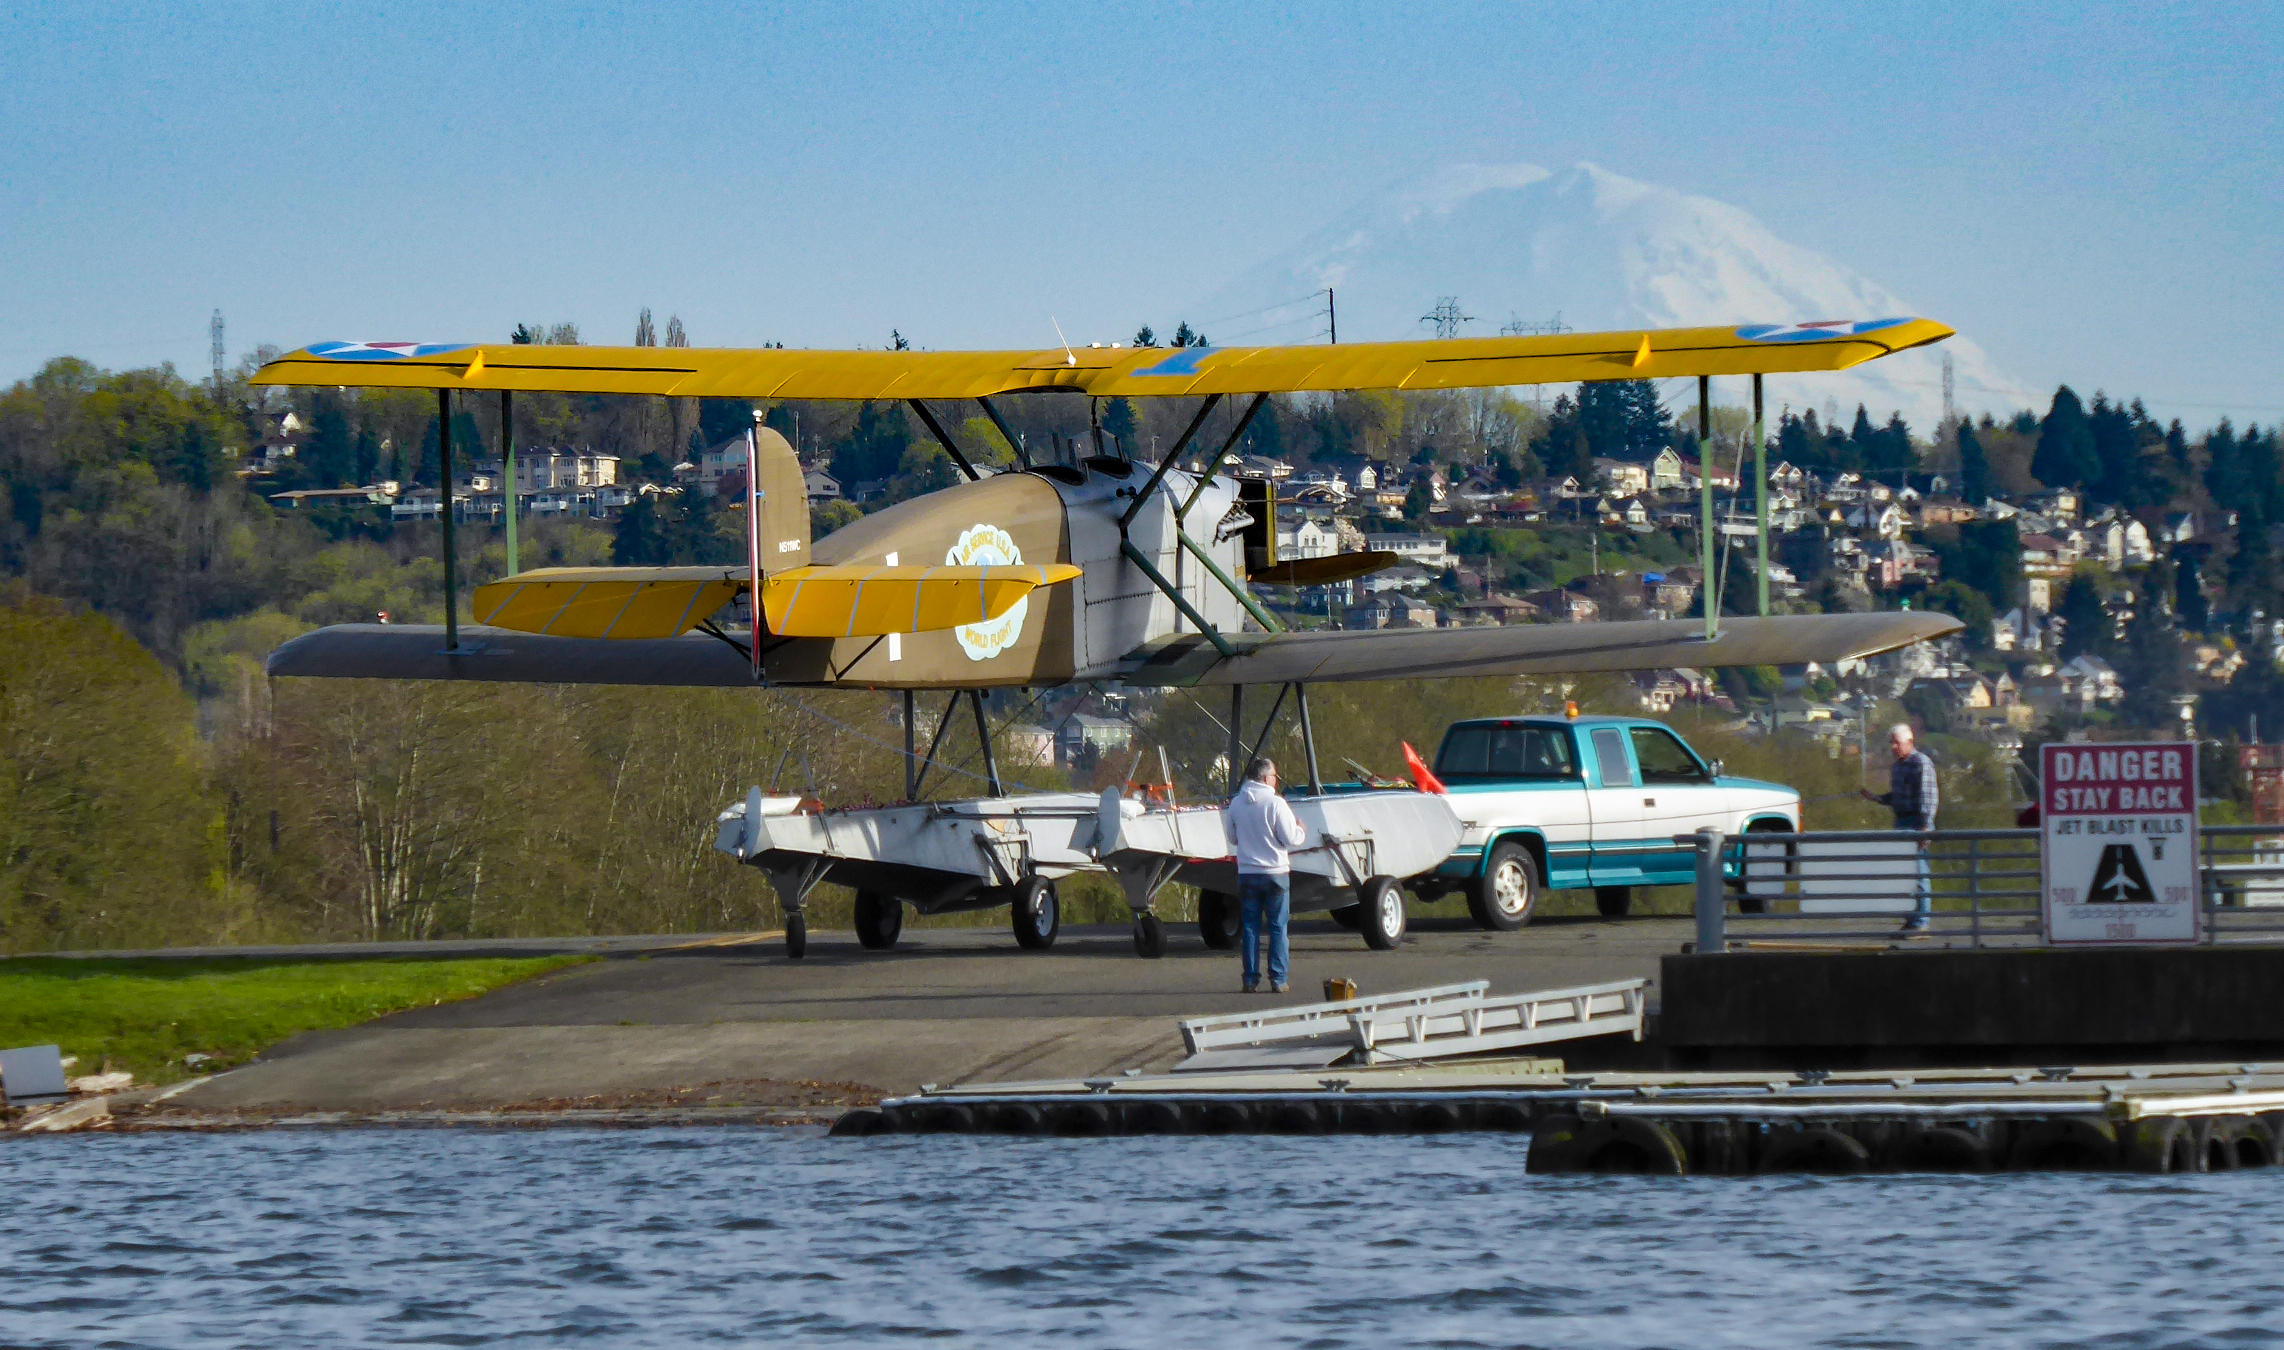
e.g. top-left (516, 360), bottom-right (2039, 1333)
top-left (1116, 611), bottom-right (1962, 686)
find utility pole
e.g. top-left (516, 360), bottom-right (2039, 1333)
top-left (1754, 374), bottom-right (1769, 617)
top-left (210, 310), bottom-right (225, 393)
top-left (1325, 288), bottom-right (1337, 344)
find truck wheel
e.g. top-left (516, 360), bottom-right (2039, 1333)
top-left (1594, 886), bottom-right (1632, 918)
top-left (1736, 821), bottom-right (1795, 915)
top-left (854, 891), bottom-right (903, 949)
top-left (1475, 841), bottom-right (1537, 931)
top-left (1197, 891), bottom-right (1239, 949)
top-left (1359, 876), bottom-right (1407, 950)
top-left (1011, 876), bottom-right (1060, 950)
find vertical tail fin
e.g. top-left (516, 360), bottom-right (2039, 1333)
top-left (745, 420), bottom-right (810, 673)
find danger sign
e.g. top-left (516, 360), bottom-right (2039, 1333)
top-left (2040, 742), bottom-right (2200, 945)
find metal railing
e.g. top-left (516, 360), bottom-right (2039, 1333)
top-left (1686, 823), bottom-right (2284, 951)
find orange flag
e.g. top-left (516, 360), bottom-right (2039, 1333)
top-left (1401, 741), bottom-right (1446, 794)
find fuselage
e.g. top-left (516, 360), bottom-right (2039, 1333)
top-left (761, 460), bottom-right (1250, 689)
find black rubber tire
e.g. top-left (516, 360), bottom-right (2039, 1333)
top-left (1411, 1102), bottom-right (1466, 1133)
top-left (2004, 1118), bottom-right (2119, 1171)
top-left (1475, 841), bottom-right (1537, 931)
top-left (1197, 1100), bottom-right (1252, 1134)
top-left (1760, 1127), bottom-right (1872, 1175)
top-left (1898, 1125), bottom-right (1998, 1173)
top-left (1132, 912), bottom-right (1167, 959)
top-left (1484, 1102), bottom-right (1534, 1133)
top-left (1266, 1101), bottom-right (1323, 1134)
top-left (784, 912), bottom-right (808, 959)
top-left (1338, 1101), bottom-right (1400, 1134)
top-left (1011, 876), bottom-right (1060, 950)
top-left (1197, 891), bottom-right (1239, 949)
top-left (853, 891), bottom-right (903, 950)
top-left (1531, 1116), bottom-right (1689, 1174)
top-left (827, 1107), bottom-right (883, 1137)
top-left (2122, 1116), bottom-right (2199, 1173)
top-left (1327, 904), bottom-right (1363, 931)
top-left (1359, 876), bottom-right (1407, 950)
top-left (924, 1103), bottom-right (978, 1134)
top-left (1124, 1100), bottom-right (1185, 1135)
top-left (989, 1102), bottom-right (1046, 1135)
top-left (1052, 1101), bottom-right (1114, 1136)
top-left (1594, 886), bottom-right (1632, 918)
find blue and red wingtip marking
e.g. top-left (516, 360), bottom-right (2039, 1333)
top-left (1734, 319), bottom-right (1912, 344)
top-left (304, 341), bottom-right (472, 360)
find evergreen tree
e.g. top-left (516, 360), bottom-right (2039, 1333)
top-left (830, 402), bottom-right (911, 487)
top-left (2173, 547), bottom-right (2210, 633)
top-left (2116, 560), bottom-right (2191, 731)
top-left (1958, 419), bottom-right (1991, 505)
top-left (303, 396), bottom-right (354, 486)
top-left (2032, 386), bottom-right (2100, 488)
top-left (1132, 325), bottom-right (1157, 348)
top-left (2055, 574), bottom-right (2110, 660)
top-left (611, 495), bottom-right (670, 565)
top-left (1401, 475), bottom-right (1435, 522)
top-left (635, 309), bottom-right (656, 346)
top-left (353, 424), bottom-right (380, 486)
top-left (1101, 397), bottom-right (1139, 457)
top-left (1170, 322), bottom-right (1197, 348)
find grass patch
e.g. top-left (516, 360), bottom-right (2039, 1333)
top-left (0, 954), bottom-right (594, 1084)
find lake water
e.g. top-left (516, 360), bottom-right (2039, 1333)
top-left (5, 1129), bottom-right (2283, 1348)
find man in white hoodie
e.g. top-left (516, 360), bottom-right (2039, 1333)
top-left (1228, 756), bottom-right (1311, 993)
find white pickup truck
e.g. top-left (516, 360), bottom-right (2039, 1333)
top-left (1405, 713), bottom-right (1799, 927)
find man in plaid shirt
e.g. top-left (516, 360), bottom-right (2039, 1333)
top-left (1862, 723), bottom-right (1938, 933)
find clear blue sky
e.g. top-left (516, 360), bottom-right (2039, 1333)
top-left (3, 1), bottom-right (2278, 428)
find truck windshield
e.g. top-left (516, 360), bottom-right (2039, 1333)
top-left (1435, 725), bottom-right (1578, 780)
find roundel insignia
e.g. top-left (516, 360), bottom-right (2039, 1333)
top-left (306, 341), bottom-right (473, 360)
top-left (946, 524), bottom-right (1028, 661)
top-left (1734, 319), bottom-right (1910, 343)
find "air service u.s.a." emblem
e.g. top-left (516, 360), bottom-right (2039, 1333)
top-left (946, 523), bottom-right (1027, 661)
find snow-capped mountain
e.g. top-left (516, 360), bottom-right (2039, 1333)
top-left (1191, 162), bottom-right (2033, 432)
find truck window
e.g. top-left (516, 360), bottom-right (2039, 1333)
top-left (1630, 725), bottom-right (1709, 782)
top-left (1435, 725), bottom-right (1578, 780)
top-left (1589, 727), bottom-right (1635, 787)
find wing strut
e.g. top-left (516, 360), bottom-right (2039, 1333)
top-left (440, 388), bottom-right (459, 652)
top-left (907, 399), bottom-right (982, 482)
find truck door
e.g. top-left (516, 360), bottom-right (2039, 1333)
top-left (1583, 725), bottom-right (1650, 886)
top-left (1629, 724), bottom-right (1722, 886)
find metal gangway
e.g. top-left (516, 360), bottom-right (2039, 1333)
top-left (1174, 978), bottom-right (1648, 1073)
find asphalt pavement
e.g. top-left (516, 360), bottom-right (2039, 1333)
top-left (160, 913), bottom-right (1691, 1113)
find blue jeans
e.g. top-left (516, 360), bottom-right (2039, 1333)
top-left (1238, 874), bottom-right (1290, 987)
top-left (1897, 818), bottom-right (1932, 927)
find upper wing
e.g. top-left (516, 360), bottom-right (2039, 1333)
top-left (1117, 611), bottom-right (1963, 687)
top-left (249, 319), bottom-right (1952, 400)
top-left (470, 563), bottom-right (1082, 640)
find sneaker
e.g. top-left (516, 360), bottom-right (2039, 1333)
top-left (1271, 982), bottom-right (1290, 994)
top-left (1898, 921), bottom-right (1931, 939)
top-left (1242, 981), bottom-right (1260, 993)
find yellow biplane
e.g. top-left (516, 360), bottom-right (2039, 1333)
top-left (254, 319), bottom-right (1960, 955)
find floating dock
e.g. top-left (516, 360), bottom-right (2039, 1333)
top-left (830, 980), bottom-right (2284, 1174)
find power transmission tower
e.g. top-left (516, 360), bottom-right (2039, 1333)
top-left (1500, 311), bottom-right (1572, 337)
top-left (1419, 296), bottom-right (1474, 340)
top-left (210, 310), bottom-right (225, 390)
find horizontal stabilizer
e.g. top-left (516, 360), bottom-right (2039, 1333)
top-left (1120, 611), bottom-right (1962, 687)
top-left (765, 563), bottom-right (1082, 638)
top-left (1248, 551), bottom-right (1400, 587)
top-left (468, 563), bottom-right (1082, 640)
top-left (266, 625), bottom-right (759, 686)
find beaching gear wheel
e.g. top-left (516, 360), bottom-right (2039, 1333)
top-left (854, 891), bottom-right (903, 950)
top-left (1132, 912), bottom-right (1166, 959)
top-left (1012, 875), bottom-right (1060, 950)
top-left (784, 912), bottom-right (808, 959)
top-left (1197, 890), bottom-right (1238, 949)
top-left (1359, 875), bottom-right (1406, 950)
top-left (1476, 841), bottom-right (1537, 931)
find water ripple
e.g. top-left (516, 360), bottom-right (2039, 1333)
top-left (3, 1131), bottom-right (2284, 1347)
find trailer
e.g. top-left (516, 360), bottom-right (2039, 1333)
top-left (715, 782), bottom-right (1464, 959)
